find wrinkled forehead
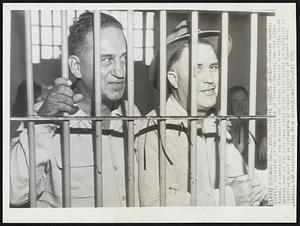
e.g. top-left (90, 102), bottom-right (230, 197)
top-left (177, 42), bottom-right (218, 62)
top-left (84, 27), bottom-right (126, 51)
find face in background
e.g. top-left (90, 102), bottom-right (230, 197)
top-left (229, 90), bottom-right (249, 115)
top-left (168, 43), bottom-right (219, 114)
top-left (73, 27), bottom-right (127, 103)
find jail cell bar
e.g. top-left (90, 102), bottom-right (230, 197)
top-left (248, 13), bottom-right (258, 180)
top-left (93, 10), bottom-right (103, 207)
top-left (25, 11), bottom-right (37, 208)
top-left (219, 12), bottom-right (229, 206)
top-left (159, 10), bottom-right (167, 206)
top-left (190, 11), bottom-right (199, 206)
top-left (127, 10), bottom-right (135, 207)
top-left (59, 11), bottom-right (72, 208)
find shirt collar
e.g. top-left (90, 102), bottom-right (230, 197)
top-left (166, 95), bottom-right (217, 134)
top-left (70, 104), bottom-right (124, 131)
top-left (166, 95), bottom-right (188, 116)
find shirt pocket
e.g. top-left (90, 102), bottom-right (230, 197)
top-left (54, 135), bottom-right (95, 200)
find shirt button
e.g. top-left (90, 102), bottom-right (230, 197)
top-left (114, 166), bottom-right (118, 171)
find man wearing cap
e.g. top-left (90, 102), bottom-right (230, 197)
top-left (136, 21), bottom-right (266, 206)
top-left (10, 11), bottom-right (140, 207)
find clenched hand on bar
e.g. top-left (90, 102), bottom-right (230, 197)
top-left (37, 78), bottom-right (84, 116)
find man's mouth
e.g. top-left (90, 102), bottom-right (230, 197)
top-left (108, 81), bottom-right (125, 86)
top-left (200, 88), bottom-right (215, 95)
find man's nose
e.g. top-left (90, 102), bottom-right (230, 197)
top-left (112, 59), bottom-right (125, 79)
top-left (201, 67), bottom-right (214, 84)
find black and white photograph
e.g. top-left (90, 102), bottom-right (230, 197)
top-left (3, 3), bottom-right (296, 223)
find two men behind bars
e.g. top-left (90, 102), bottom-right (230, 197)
top-left (10, 11), bottom-right (266, 207)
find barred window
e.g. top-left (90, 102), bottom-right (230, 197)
top-left (31, 10), bottom-right (154, 65)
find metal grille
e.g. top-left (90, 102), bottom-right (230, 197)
top-left (11, 9), bottom-right (274, 207)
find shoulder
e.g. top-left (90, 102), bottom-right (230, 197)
top-left (118, 100), bottom-right (141, 116)
top-left (135, 108), bottom-right (159, 139)
top-left (146, 108), bottom-right (158, 117)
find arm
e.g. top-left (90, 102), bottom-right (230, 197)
top-left (213, 175), bottom-right (266, 206)
top-left (214, 133), bottom-right (266, 206)
top-left (10, 78), bottom-right (83, 206)
top-left (10, 118), bottom-right (58, 205)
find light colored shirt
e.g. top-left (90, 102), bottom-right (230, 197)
top-left (10, 101), bottom-right (140, 207)
top-left (136, 95), bottom-right (244, 206)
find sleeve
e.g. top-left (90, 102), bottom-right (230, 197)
top-left (10, 102), bottom-right (58, 206)
top-left (226, 131), bottom-right (245, 184)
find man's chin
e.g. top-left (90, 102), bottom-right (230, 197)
top-left (102, 92), bottom-right (124, 104)
top-left (109, 94), bottom-right (124, 102)
top-left (197, 100), bottom-right (217, 111)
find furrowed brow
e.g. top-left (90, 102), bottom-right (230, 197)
top-left (101, 54), bottom-right (115, 58)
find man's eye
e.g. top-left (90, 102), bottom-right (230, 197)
top-left (101, 57), bottom-right (113, 66)
top-left (210, 65), bottom-right (219, 70)
top-left (197, 65), bottom-right (204, 72)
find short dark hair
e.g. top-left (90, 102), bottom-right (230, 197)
top-left (68, 11), bottom-right (123, 56)
top-left (228, 86), bottom-right (248, 100)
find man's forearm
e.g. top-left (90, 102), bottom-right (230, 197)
top-left (10, 123), bottom-right (57, 205)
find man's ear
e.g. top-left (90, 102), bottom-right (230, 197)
top-left (167, 71), bottom-right (178, 89)
top-left (69, 55), bottom-right (82, 79)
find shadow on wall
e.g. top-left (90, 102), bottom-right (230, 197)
top-left (124, 62), bottom-right (160, 116)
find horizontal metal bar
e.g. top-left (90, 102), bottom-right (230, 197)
top-left (10, 115), bottom-right (275, 121)
top-left (166, 9), bottom-right (275, 15)
top-left (92, 9), bottom-right (275, 16)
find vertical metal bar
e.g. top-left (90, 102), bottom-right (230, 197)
top-left (127, 9), bottom-right (135, 206)
top-left (248, 13), bottom-right (258, 180)
top-left (93, 10), bottom-right (103, 207)
top-left (142, 12), bottom-right (147, 65)
top-left (159, 10), bottom-right (167, 206)
top-left (38, 10), bottom-right (42, 61)
top-left (61, 10), bottom-right (71, 207)
top-left (190, 11), bottom-right (198, 206)
top-left (25, 10), bottom-right (37, 208)
top-left (219, 12), bottom-right (229, 206)
top-left (51, 10), bottom-right (54, 58)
